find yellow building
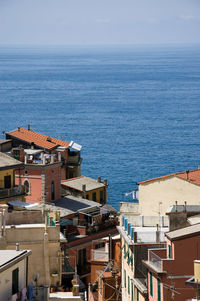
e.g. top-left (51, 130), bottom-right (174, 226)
top-left (61, 176), bottom-right (108, 204)
top-left (0, 152), bottom-right (25, 204)
top-left (137, 168), bottom-right (200, 216)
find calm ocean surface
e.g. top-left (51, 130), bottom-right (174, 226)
top-left (0, 44), bottom-right (200, 210)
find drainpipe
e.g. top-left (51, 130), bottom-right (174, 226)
top-left (109, 235), bottom-right (112, 261)
top-left (0, 212), bottom-right (2, 238)
top-left (2, 209), bottom-right (5, 237)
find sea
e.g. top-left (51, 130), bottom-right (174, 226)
top-left (0, 44), bottom-right (200, 210)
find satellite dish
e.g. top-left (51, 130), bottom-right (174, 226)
top-left (32, 273), bottom-right (40, 282)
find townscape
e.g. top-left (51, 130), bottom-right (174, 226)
top-left (1, 125), bottom-right (200, 301)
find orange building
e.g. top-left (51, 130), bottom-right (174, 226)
top-left (6, 126), bottom-right (82, 180)
top-left (143, 224), bottom-right (199, 301)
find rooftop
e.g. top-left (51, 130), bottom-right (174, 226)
top-left (138, 168), bottom-right (200, 186)
top-left (62, 176), bottom-right (106, 192)
top-left (0, 250), bottom-right (31, 272)
top-left (166, 205), bottom-right (200, 214)
top-left (0, 152), bottom-right (23, 170)
top-left (25, 195), bottom-right (102, 217)
top-left (166, 223), bottom-right (200, 241)
top-left (7, 127), bottom-right (70, 151)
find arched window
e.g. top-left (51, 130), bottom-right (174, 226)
top-left (23, 179), bottom-right (30, 194)
top-left (51, 181), bottom-right (55, 201)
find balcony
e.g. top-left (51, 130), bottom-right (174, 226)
top-left (0, 185), bottom-right (26, 199)
top-left (91, 247), bottom-right (109, 262)
top-left (143, 248), bottom-right (168, 274)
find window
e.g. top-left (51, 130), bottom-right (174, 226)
top-left (92, 192), bottom-right (96, 202)
top-left (12, 268), bottom-right (19, 294)
top-left (4, 175), bottom-right (11, 189)
top-left (100, 190), bottom-right (104, 204)
top-left (128, 276), bottom-right (130, 294)
top-left (150, 272), bottom-right (153, 297)
top-left (51, 181), bottom-right (55, 200)
top-left (157, 278), bottom-right (161, 301)
top-left (23, 179), bottom-right (30, 194)
top-left (168, 244), bottom-right (172, 259)
top-left (86, 194), bottom-right (89, 200)
top-left (124, 269), bottom-right (126, 288)
top-left (78, 248), bottom-right (87, 266)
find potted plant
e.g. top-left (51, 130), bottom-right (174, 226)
top-left (51, 269), bottom-right (58, 277)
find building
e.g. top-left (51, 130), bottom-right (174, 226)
top-left (143, 224), bottom-right (200, 301)
top-left (0, 152), bottom-right (26, 204)
top-left (60, 204), bottom-right (118, 289)
top-left (5, 125), bottom-right (82, 180)
top-left (117, 205), bottom-right (168, 301)
top-left (61, 176), bottom-right (108, 204)
top-left (14, 148), bottom-right (62, 203)
top-left (136, 168), bottom-right (200, 216)
top-left (186, 260), bottom-right (200, 301)
top-left (88, 235), bottom-right (121, 301)
top-left (0, 248), bottom-right (32, 300)
top-left (0, 204), bottom-right (62, 290)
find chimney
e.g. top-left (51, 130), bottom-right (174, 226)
top-left (97, 176), bottom-right (101, 183)
top-left (28, 124), bottom-right (30, 131)
top-left (156, 224), bottom-right (160, 243)
top-left (18, 127), bottom-right (20, 132)
top-left (104, 179), bottom-right (108, 186)
top-left (186, 170), bottom-right (189, 180)
top-left (82, 184), bottom-right (86, 192)
top-left (58, 152), bottom-right (61, 162)
top-left (16, 243), bottom-right (19, 251)
top-left (184, 201), bottom-right (187, 212)
top-left (175, 201), bottom-right (178, 212)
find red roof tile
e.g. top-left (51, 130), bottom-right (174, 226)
top-left (7, 127), bottom-right (70, 150)
top-left (138, 169), bottom-right (200, 186)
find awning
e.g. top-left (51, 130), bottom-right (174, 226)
top-left (69, 141), bottom-right (82, 151)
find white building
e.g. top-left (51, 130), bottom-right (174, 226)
top-left (0, 249), bottom-right (31, 300)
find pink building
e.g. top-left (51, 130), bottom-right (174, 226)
top-left (15, 148), bottom-right (62, 203)
top-left (143, 224), bottom-right (199, 301)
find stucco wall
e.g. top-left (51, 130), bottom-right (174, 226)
top-left (0, 257), bottom-right (26, 300)
top-left (5, 225), bottom-right (61, 287)
top-left (139, 176), bottom-right (200, 216)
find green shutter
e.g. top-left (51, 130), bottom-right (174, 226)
top-left (150, 272), bottom-right (153, 297)
top-left (157, 278), bottom-right (161, 301)
top-left (124, 269), bottom-right (126, 288)
top-left (128, 276), bottom-right (130, 294)
top-left (131, 281), bottom-right (133, 301)
top-left (12, 268), bottom-right (19, 294)
top-left (168, 244), bottom-right (172, 258)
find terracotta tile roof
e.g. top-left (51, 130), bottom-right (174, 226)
top-left (138, 169), bottom-right (200, 186)
top-left (7, 127), bottom-right (70, 150)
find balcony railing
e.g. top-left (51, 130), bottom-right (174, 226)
top-left (149, 250), bottom-right (163, 270)
top-left (91, 248), bottom-right (109, 262)
top-left (0, 185), bottom-right (25, 199)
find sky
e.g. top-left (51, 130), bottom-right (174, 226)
top-left (0, 0), bottom-right (200, 45)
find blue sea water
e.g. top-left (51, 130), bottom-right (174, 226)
top-left (0, 44), bottom-right (200, 210)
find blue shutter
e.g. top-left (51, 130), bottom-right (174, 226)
top-left (131, 228), bottom-right (134, 240)
top-left (128, 224), bottom-right (131, 236)
top-left (122, 216), bottom-right (125, 226)
top-left (125, 219), bottom-right (128, 231)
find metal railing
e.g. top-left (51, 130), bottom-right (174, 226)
top-left (149, 250), bottom-right (163, 271)
top-left (91, 248), bottom-right (109, 262)
top-left (0, 185), bottom-right (25, 198)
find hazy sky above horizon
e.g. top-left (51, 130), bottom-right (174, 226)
top-left (0, 0), bottom-right (200, 45)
